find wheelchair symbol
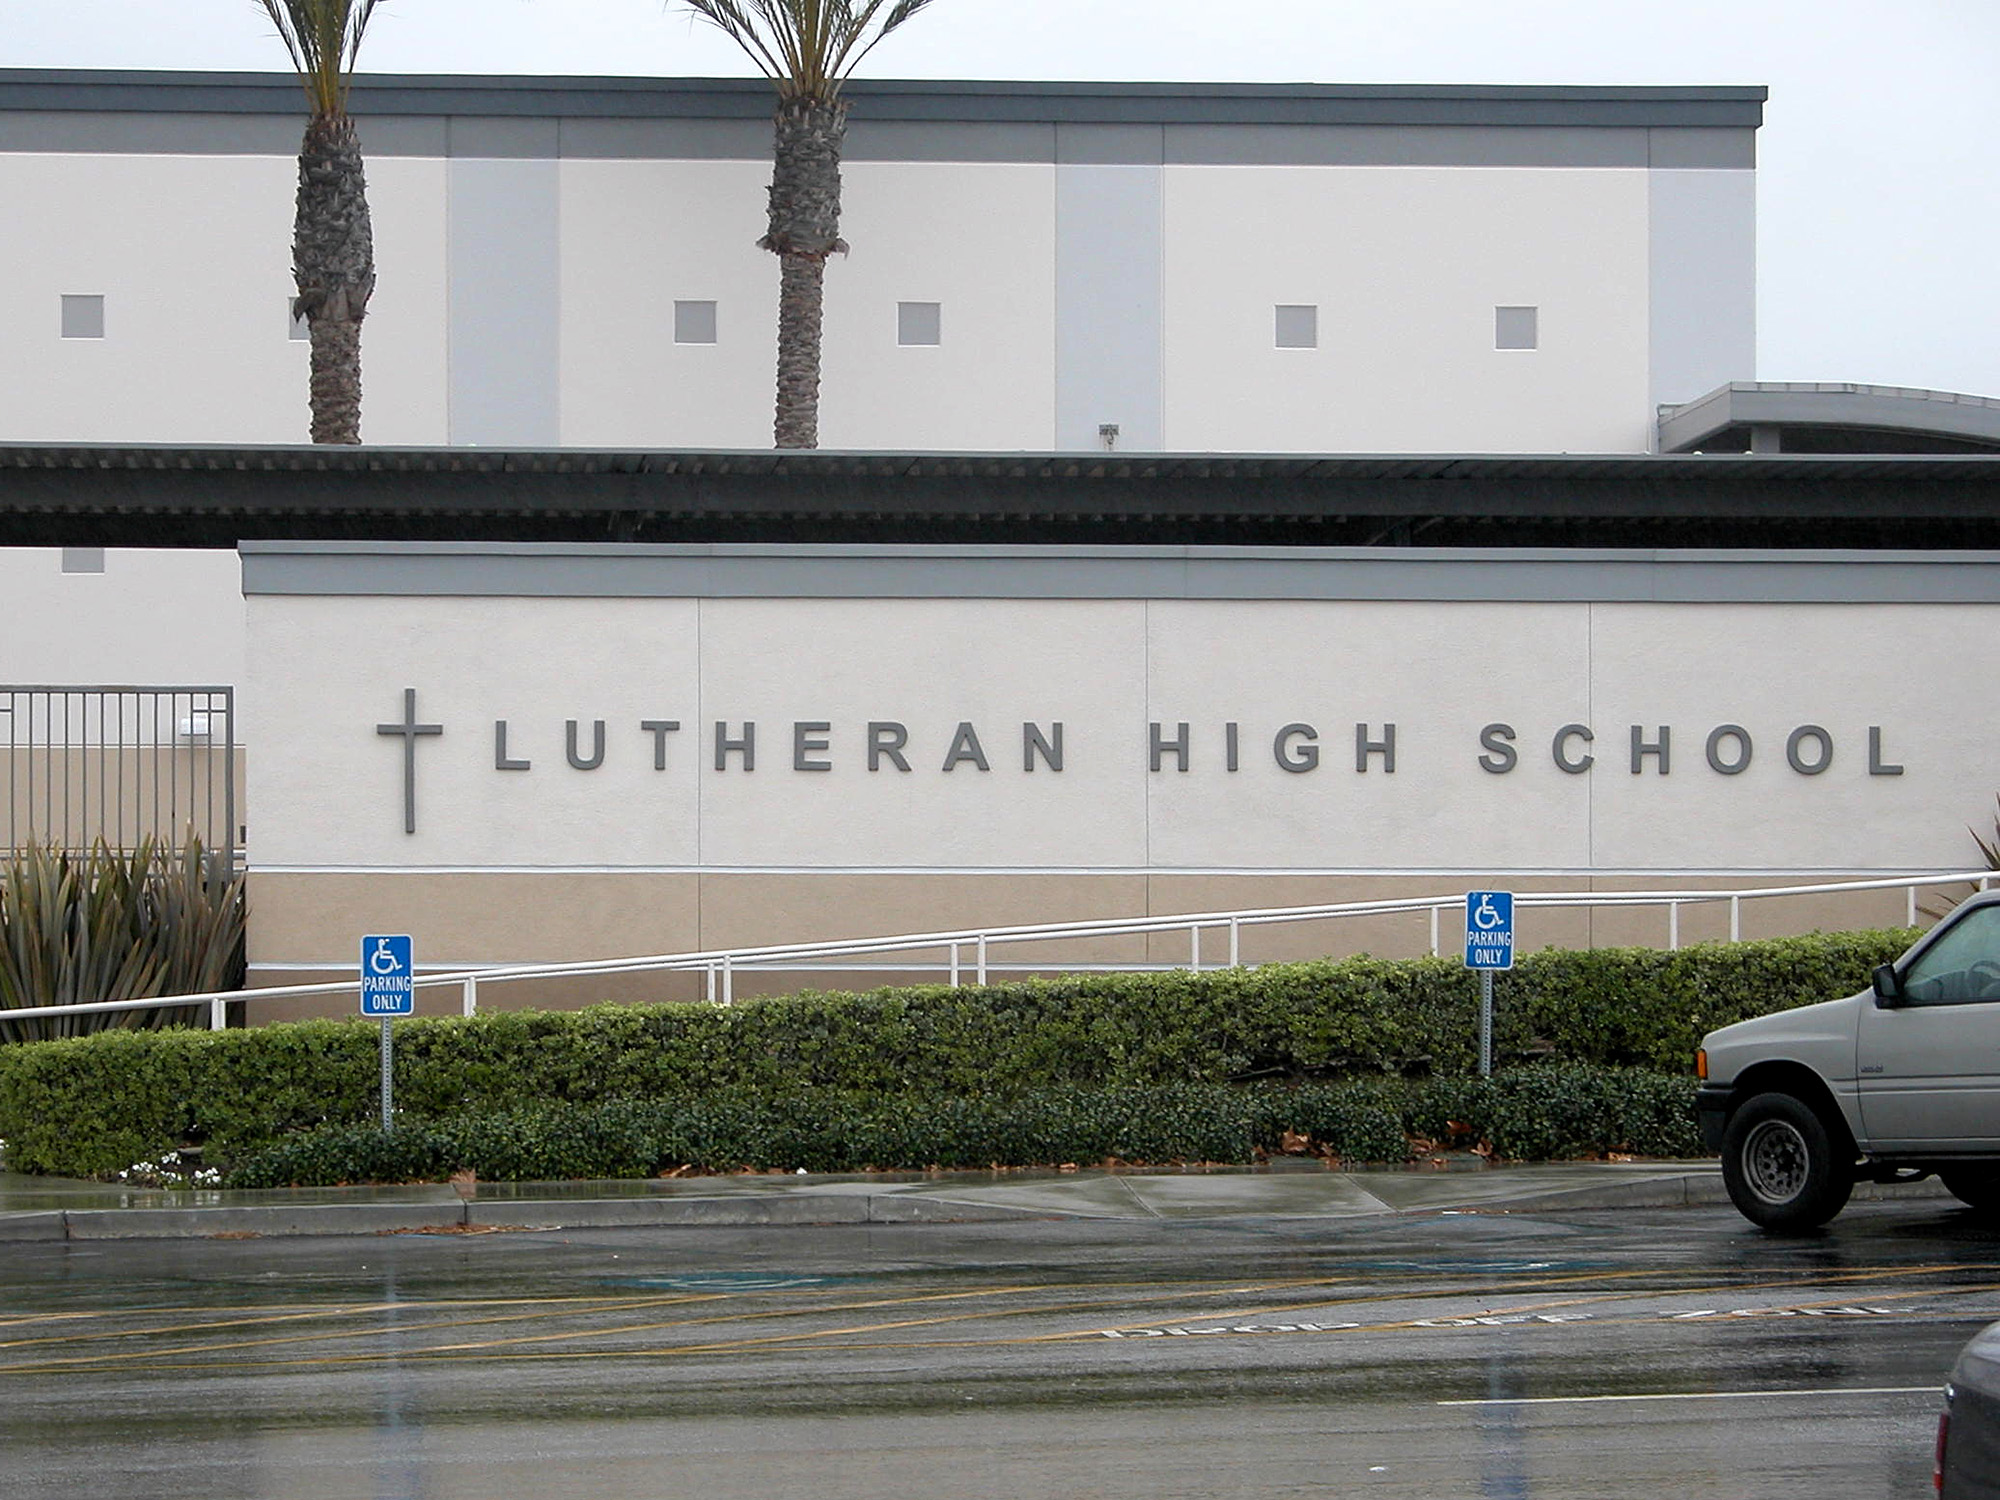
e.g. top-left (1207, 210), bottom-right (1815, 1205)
top-left (369, 938), bottom-right (404, 976)
top-left (1471, 895), bottom-right (1505, 931)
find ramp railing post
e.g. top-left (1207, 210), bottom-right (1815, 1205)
top-left (463, 974), bottom-right (478, 1018)
top-left (949, 942), bottom-right (961, 988)
top-left (1668, 901), bottom-right (1680, 951)
top-left (1731, 894), bottom-right (1741, 943)
top-left (976, 935), bottom-right (987, 987)
top-left (210, 995), bottom-right (228, 1031)
top-left (1228, 917), bottom-right (1240, 968)
top-left (722, 953), bottom-right (734, 1006)
top-left (1190, 923), bottom-right (1200, 971)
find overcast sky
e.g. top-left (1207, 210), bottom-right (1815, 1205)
top-left (9, 0), bottom-right (1998, 400)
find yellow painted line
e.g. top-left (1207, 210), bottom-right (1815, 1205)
top-left (0, 1285), bottom-right (1064, 1373)
top-left (3, 1280), bottom-right (1725, 1370)
top-left (0, 1302), bottom-right (407, 1351)
top-left (402, 1282), bottom-right (1340, 1358)
top-left (0, 1294), bottom-right (722, 1353)
top-left (0, 1293), bottom-right (740, 1371)
top-left (1441, 1386), bottom-right (1938, 1407)
top-left (4, 1261), bottom-right (1991, 1375)
top-left (0, 1279), bottom-right (1342, 1373)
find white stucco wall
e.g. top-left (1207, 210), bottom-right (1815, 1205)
top-left (0, 147), bottom-right (1692, 456)
top-left (559, 159), bottom-right (1061, 450)
top-left (0, 547), bottom-right (245, 687)
top-left (818, 163), bottom-right (1059, 451)
top-left (0, 153), bottom-right (448, 446)
top-left (558, 158), bottom-right (775, 449)
top-left (1162, 166), bottom-right (1654, 454)
top-left (245, 587), bottom-right (1984, 877)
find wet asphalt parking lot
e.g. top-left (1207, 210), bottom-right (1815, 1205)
top-left (4, 1196), bottom-right (1996, 1499)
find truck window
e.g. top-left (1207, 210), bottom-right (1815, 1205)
top-left (1902, 904), bottom-right (2000, 1005)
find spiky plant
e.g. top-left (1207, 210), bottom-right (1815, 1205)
top-left (681, 0), bottom-right (936, 449)
top-left (258, 0), bottom-right (382, 444)
top-left (1975, 798), bottom-right (2000, 871)
top-left (0, 837), bottom-right (246, 1044)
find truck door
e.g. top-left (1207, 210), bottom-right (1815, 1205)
top-left (1857, 901), bottom-right (2000, 1151)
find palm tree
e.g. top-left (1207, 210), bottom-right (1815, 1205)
top-left (258, 0), bottom-right (381, 445)
top-left (682, 0), bottom-right (936, 449)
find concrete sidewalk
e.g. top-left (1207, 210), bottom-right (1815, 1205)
top-left (0, 1158), bottom-right (1950, 1241)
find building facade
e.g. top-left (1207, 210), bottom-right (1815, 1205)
top-left (7, 72), bottom-right (1999, 1018)
top-left (0, 72), bottom-right (1760, 455)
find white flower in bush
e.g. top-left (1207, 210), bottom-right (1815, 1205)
top-left (115, 1151), bottom-right (222, 1190)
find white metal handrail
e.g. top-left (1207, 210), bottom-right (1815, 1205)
top-left (1, 870), bottom-right (1990, 1032)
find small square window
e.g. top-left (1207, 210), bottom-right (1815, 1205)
top-left (674, 300), bottom-right (718, 345)
top-left (1275, 305), bottom-right (1318, 349)
top-left (289, 298), bottom-right (309, 341)
top-left (1496, 305), bottom-right (1539, 350)
top-left (61, 295), bottom-right (105, 340)
top-left (897, 301), bottom-right (941, 347)
top-left (61, 547), bottom-right (105, 575)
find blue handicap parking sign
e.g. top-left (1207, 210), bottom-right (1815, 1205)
top-left (1464, 892), bottom-right (1514, 971)
top-left (360, 934), bottom-right (415, 1016)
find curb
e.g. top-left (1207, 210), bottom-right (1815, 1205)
top-left (2, 1192), bottom-right (1074, 1241)
top-left (0, 1170), bottom-right (1957, 1242)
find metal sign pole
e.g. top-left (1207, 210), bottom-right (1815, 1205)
top-left (1480, 970), bottom-right (1494, 1079)
top-left (360, 934), bottom-right (414, 1133)
top-left (1464, 892), bottom-right (1513, 1081)
top-left (380, 1018), bottom-right (394, 1131)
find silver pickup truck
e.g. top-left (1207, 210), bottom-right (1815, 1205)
top-left (1696, 888), bottom-right (2000, 1230)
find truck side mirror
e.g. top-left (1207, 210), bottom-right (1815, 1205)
top-left (1873, 964), bottom-right (1905, 1008)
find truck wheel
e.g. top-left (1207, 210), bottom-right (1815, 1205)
top-left (1720, 1092), bottom-right (1853, 1231)
top-left (1941, 1169), bottom-right (2000, 1212)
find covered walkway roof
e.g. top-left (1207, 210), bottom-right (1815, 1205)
top-left (2, 444), bottom-right (1998, 551)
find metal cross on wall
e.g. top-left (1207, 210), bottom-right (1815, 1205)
top-left (376, 688), bottom-right (443, 835)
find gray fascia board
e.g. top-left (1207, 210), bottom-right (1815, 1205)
top-left (1168, 124), bottom-right (1653, 169)
top-left (239, 541), bottom-right (2000, 605)
top-left (0, 70), bottom-right (1768, 130)
top-left (1647, 126), bottom-right (1756, 169)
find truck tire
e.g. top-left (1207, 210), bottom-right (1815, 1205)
top-left (1720, 1092), bottom-right (1854, 1230)
top-left (1941, 1169), bottom-right (2000, 1213)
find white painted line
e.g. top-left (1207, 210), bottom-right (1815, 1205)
top-left (1440, 1386), bottom-right (1936, 1407)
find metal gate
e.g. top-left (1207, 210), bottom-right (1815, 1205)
top-left (1, 686), bottom-right (238, 868)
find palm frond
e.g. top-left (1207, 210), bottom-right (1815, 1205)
top-left (846, 0), bottom-right (935, 74)
top-left (254, 0), bottom-right (381, 116)
top-left (680, 0), bottom-right (936, 101)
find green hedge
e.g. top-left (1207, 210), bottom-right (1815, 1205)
top-left (0, 927), bottom-right (1910, 1178)
top-left (224, 1067), bottom-right (1704, 1187)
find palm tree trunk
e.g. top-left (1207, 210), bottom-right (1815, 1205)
top-left (762, 97), bottom-right (848, 450)
top-left (308, 317), bottom-right (364, 446)
top-left (294, 114), bottom-right (375, 445)
top-left (774, 254), bottom-right (827, 449)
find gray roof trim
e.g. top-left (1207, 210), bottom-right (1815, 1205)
top-left (0, 70), bottom-right (1768, 129)
top-left (0, 110), bottom-right (1756, 167)
top-left (239, 541), bottom-right (2000, 605)
top-left (1660, 383), bottom-right (2000, 453)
